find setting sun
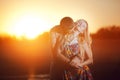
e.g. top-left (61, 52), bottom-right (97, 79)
top-left (6, 13), bottom-right (51, 39)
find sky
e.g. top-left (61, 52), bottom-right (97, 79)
top-left (0, 0), bottom-right (120, 37)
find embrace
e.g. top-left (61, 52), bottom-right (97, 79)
top-left (50, 17), bottom-right (93, 80)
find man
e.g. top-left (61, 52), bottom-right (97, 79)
top-left (50, 17), bottom-right (75, 80)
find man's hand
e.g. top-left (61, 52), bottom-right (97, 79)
top-left (70, 56), bottom-right (82, 68)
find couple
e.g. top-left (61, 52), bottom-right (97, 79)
top-left (50, 17), bottom-right (93, 80)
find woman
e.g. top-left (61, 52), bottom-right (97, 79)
top-left (57, 19), bottom-right (93, 80)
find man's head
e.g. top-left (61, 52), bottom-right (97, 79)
top-left (60, 17), bottom-right (74, 30)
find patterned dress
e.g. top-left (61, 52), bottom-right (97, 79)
top-left (63, 33), bottom-right (93, 80)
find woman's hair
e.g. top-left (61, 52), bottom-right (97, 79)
top-left (75, 19), bottom-right (92, 46)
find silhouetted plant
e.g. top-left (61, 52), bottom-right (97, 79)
top-left (91, 26), bottom-right (120, 39)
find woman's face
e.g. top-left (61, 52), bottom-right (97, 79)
top-left (77, 21), bottom-right (87, 33)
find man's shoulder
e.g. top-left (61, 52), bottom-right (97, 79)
top-left (50, 25), bottom-right (61, 33)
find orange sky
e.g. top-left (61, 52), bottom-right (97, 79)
top-left (0, 0), bottom-right (120, 38)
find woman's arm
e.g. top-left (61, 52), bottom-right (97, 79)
top-left (79, 42), bottom-right (93, 67)
top-left (70, 42), bottom-right (93, 68)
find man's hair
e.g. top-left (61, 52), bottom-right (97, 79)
top-left (60, 17), bottom-right (74, 29)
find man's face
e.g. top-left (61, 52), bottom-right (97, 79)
top-left (62, 23), bottom-right (75, 32)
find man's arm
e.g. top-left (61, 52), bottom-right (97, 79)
top-left (50, 29), bottom-right (70, 63)
top-left (56, 44), bottom-right (70, 63)
top-left (50, 31), bottom-right (57, 49)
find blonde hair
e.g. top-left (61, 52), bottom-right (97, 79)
top-left (75, 19), bottom-right (92, 62)
top-left (75, 19), bottom-right (92, 46)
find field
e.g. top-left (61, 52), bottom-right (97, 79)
top-left (0, 37), bottom-right (120, 80)
top-left (92, 39), bottom-right (120, 80)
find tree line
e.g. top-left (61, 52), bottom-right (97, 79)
top-left (91, 26), bottom-right (120, 39)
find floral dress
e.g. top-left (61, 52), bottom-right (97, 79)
top-left (62, 32), bottom-right (93, 80)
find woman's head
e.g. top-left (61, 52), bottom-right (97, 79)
top-left (75, 19), bottom-right (88, 33)
top-left (75, 19), bottom-right (92, 45)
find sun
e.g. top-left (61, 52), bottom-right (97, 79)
top-left (9, 14), bottom-right (50, 39)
